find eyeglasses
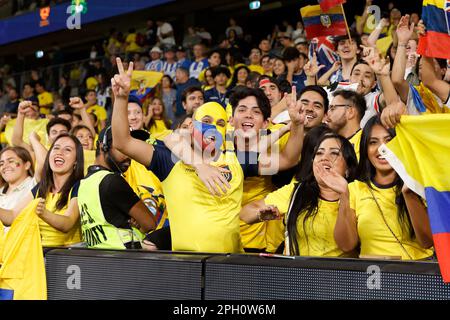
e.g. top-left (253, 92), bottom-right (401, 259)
top-left (328, 104), bottom-right (351, 112)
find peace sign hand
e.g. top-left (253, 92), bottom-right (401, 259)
top-left (287, 86), bottom-right (306, 127)
top-left (111, 57), bottom-right (134, 99)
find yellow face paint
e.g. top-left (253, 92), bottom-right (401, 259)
top-left (193, 102), bottom-right (228, 139)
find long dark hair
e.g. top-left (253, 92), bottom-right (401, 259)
top-left (147, 97), bottom-right (172, 130)
top-left (357, 116), bottom-right (414, 239)
top-left (287, 133), bottom-right (358, 256)
top-left (0, 146), bottom-right (34, 192)
top-left (230, 65), bottom-right (250, 89)
top-left (37, 134), bottom-right (84, 211)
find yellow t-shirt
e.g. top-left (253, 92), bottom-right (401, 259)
top-left (38, 91), bottom-right (54, 114)
top-left (87, 105), bottom-right (107, 132)
top-left (149, 119), bottom-right (170, 136)
top-left (265, 182), bottom-right (348, 257)
top-left (34, 187), bottom-right (82, 247)
top-left (161, 150), bottom-right (244, 253)
top-left (83, 149), bottom-right (96, 176)
top-left (240, 175), bottom-right (275, 250)
top-left (4, 117), bottom-right (49, 147)
top-left (348, 129), bottom-right (362, 162)
top-left (124, 160), bottom-right (168, 230)
top-left (349, 180), bottom-right (434, 260)
top-left (248, 64), bottom-right (264, 75)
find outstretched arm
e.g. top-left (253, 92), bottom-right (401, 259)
top-left (111, 57), bottom-right (155, 167)
top-left (11, 101), bottom-right (33, 154)
top-left (69, 97), bottom-right (97, 137)
top-left (29, 131), bottom-right (48, 182)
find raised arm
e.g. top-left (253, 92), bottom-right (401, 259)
top-left (259, 87), bottom-right (305, 174)
top-left (303, 53), bottom-right (325, 86)
top-left (111, 58), bottom-right (154, 167)
top-left (356, 0), bottom-right (372, 35)
top-left (421, 56), bottom-right (449, 103)
top-left (36, 197), bottom-right (80, 233)
top-left (29, 131), bottom-right (48, 182)
top-left (11, 101), bottom-right (33, 153)
top-left (367, 18), bottom-right (390, 48)
top-left (69, 97), bottom-right (97, 137)
top-left (392, 15), bottom-right (415, 102)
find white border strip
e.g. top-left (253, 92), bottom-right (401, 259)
top-left (379, 144), bottom-right (425, 198)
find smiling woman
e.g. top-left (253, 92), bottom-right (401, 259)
top-left (0, 134), bottom-right (85, 246)
top-left (0, 147), bottom-right (36, 228)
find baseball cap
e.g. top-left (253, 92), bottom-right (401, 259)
top-left (176, 46), bottom-right (186, 52)
top-left (128, 95), bottom-right (142, 108)
top-left (150, 46), bottom-right (162, 54)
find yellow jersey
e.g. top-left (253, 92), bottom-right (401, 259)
top-left (349, 180), bottom-right (434, 260)
top-left (265, 182), bottom-right (349, 257)
top-left (149, 145), bottom-right (245, 253)
top-left (149, 119), bottom-right (170, 136)
top-left (31, 184), bottom-right (82, 247)
top-left (248, 64), bottom-right (264, 75)
top-left (83, 149), bottom-right (96, 176)
top-left (348, 129), bottom-right (362, 162)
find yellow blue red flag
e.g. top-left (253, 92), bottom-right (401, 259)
top-left (0, 199), bottom-right (47, 300)
top-left (417, 0), bottom-right (450, 59)
top-left (130, 70), bottom-right (164, 104)
top-left (379, 114), bottom-right (450, 282)
top-left (300, 5), bottom-right (347, 40)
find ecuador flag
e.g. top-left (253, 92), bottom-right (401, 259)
top-left (130, 70), bottom-right (164, 104)
top-left (318, 0), bottom-right (346, 13)
top-left (301, 5), bottom-right (347, 40)
top-left (379, 114), bottom-right (450, 282)
top-left (0, 199), bottom-right (47, 299)
top-left (417, 0), bottom-right (450, 59)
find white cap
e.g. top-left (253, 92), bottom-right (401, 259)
top-left (150, 46), bottom-right (162, 53)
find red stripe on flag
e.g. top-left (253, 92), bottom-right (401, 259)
top-left (305, 21), bottom-right (347, 40)
top-left (418, 31), bottom-right (450, 60)
top-left (432, 232), bottom-right (450, 283)
top-left (319, 0), bottom-right (346, 12)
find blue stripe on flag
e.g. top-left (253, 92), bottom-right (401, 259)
top-left (425, 187), bottom-right (450, 234)
top-left (422, 4), bottom-right (449, 34)
top-left (0, 288), bottom-right (14, 300)
top-left (303, 14), bottom-right (344, 27)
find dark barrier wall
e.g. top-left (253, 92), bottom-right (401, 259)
top-left (45, 249), bottom-right (450, 300)
top-left (45, 249), bottom-right (207, 300)
top-left (204, 255), bottom-right (450, 300)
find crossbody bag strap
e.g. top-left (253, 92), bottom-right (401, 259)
top-left (367, 187), bottom-right (413, 260)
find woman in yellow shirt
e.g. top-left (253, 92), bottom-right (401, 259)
top-left (145, 97), bottom-right (172, 139)
top-left (0, 134), bottom-right (84, 247)
top-left (240, 132), bottom-right (358, 257)
top-left (329, 116), bottom-right (434, 260)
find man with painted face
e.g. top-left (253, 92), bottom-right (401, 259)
top-left (77, 126), bottom-right (157, 249)
top-left (112, 58), bottom-right (266, 253)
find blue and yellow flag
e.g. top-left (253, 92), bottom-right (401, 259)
top-left (130, 70), bottom-right (164, 104)
top-left (418, 0), bottom-right (450, 59)
top-left (379, 114), bottom-right (450, 283)
top-left (0, 199), bottom-right (47, 300)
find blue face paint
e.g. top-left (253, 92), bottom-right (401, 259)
top-left (192, 120), bottom-right (223, 152)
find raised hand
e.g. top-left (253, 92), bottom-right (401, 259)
top-left (381, 100), bottom-right (407, 129)
top-left (304, 53), bottom-right (325, 78)
top-left (193, 163), bottom-right (231, 196)
top-left (314, 162), bottom-right (349, 195)
top-left (396, 15), bottom-right (415, 45)
top-left (29, 131), bottom-right (41, 143)
top-left (286, 86), bottom-right (306, 127)
top-left (257, 205), bottom-right (282, 221)
top-left (416, 20), bottom-right (426, 36)
top-left (111, 57), bottom-right (134, 99)
top-left (69, 97), bottom-right (85, 109)
top-left (18, 100), bottom-right (33, 115)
